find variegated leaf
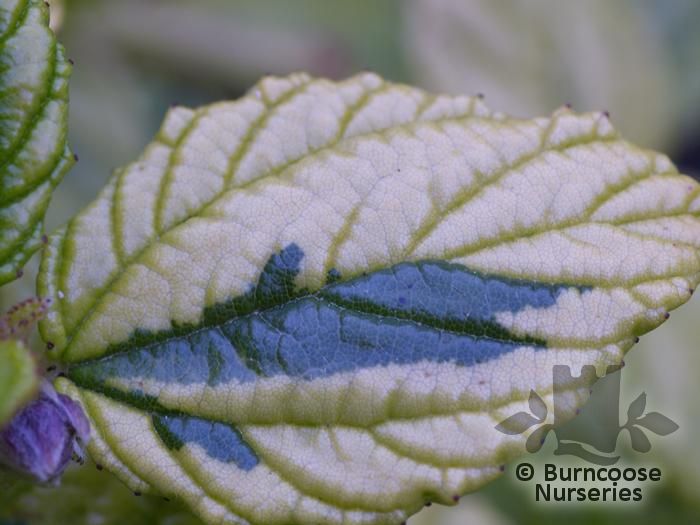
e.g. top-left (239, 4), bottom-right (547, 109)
top-left (39, 73), bottom-right (700, 525)
top-left (0, 0), bottom-right (74, 285)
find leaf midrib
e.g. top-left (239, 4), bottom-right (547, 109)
top-left (54, 104), bottom-right (513, 356)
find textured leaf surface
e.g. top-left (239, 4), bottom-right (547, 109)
top-left (0, 0), bottom-right (74, 285)
top-left (39, 73), bottom-right (700, 524)
top-left (0, 340), bottom-right (37, 427)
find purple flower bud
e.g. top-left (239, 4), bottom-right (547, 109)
top-left (0, 380), bottom-right (90, 483)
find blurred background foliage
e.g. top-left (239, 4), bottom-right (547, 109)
top-left (2, 0), bottom-right (700, 523)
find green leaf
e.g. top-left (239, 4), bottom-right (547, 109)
top-left (0, 340), bottom-right (37, 427)
top-left (39, 73), bottom-right (700, 524)
top-left (2, 461), bottom-right (204, 525)
top-left (0, 466), bottom-right (32, 515)
top-left (0, 0), bottom-right (74, 285)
